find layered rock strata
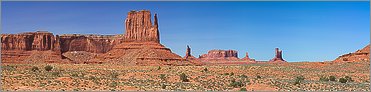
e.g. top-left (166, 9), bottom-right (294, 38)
top-left (199, 50), bottom-right (239, 61)
top-left (1, 31), bottom-right (62, 62)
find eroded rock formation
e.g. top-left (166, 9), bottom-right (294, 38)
top-left (184, 45), bottom-right (197, 60)
top-left (1, 31), bottom-right (62, 63)
top-left (59, 34), bottom-right (121, 53)
top-left (333, 44), bottom-right (370, 62)
top-left (101, 10), bottom-right (191, 66)
top-left (124, 10), bottom-right (159, 43)
top-left (200, 50), bottom-right (239, 61)
top-left (269, 48), bottom-right (286, 63)
top-left (241, 52), bottom-right (255, 62)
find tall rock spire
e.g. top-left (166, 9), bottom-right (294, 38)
top-left (124, 10), bottom-right (159, 43)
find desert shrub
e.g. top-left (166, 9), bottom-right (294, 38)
top-left (345, 76), bottom-right (353, 82)
top-left (71, 73), bottom-right (79, 77)
top-left (161, 84), bottom-right (167, 89)
top-left (51, 72), bottom-right (60, 77)
top-left (31, 66), bottom-right (39, 72)
top-left (230, 79), bottom-right (244, 88)
top-left (319, 76), bottom-right (329, 81)
top-left (159, 74), bottom-right (166, 81)
top-left (240, 74), bottom-right (248, 78)
top-left (256, 75), bottom-right (262, 79)
top-left (339, 78), bottom-right (347, 83)
top-left (110, 72), bottom-right (119, 79)
top-left (203, 68), bottom-right (208, 72)
top-left (329, 76), bottom-right (336, 81)
top-left (230, 72), bottom-right (234, 76)
top-left (179, 73), bottom-right (189, 82)
top-left (224, 73), bottom-right (229, 75)
top-left (89, 76), bottom-right (96, 80)
top-left (294, 76), bottom-right (305, 85)
top-left (157, 66), bottom-right (161, 70)
top-left (240, 88), bottom-right (247, 91)
top-left (44, 65), bottom-right (53, 71)
top-left (109, 82), bottom-right (118, 87)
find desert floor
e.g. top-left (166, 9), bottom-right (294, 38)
top-left (1, 61), bottom-right (370, 91)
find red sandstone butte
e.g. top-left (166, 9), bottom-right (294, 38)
top-left (333, 44), bottom-right (370, 62)
top-left (200, 50), bottom-right (239, 61)
top-left (1, 31), bottom-right (62, 63)
top-left (101, 10), bottom-right (192, 66)
top-left (268, 48), bottom-right (287, 63)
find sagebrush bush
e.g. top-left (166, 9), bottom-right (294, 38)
top-left (44, 65), bottom-right (53, 71)
top-left (329, 76), bottom-right (336, 81)
top-left (339, 78), bottom-right (347, 83)
top-left (31, 66), bottom-right (39, 72)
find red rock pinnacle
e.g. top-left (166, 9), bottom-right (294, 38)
top-left (124, 10), bottom-right (159, 43)
top-left (269, 48), bottom-right (286, 63)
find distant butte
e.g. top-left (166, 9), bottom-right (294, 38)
top-left (268, 48), bottom-right (287, 63)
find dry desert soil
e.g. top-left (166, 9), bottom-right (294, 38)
top-left (1, 61), bottom-right (370, 91)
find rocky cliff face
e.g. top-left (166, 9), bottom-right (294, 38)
top-left (200, 50), bottom-right (239, 61)
top-left (1, 31), bottom-right (62, 62)
top-left (333, 44), bottom-right (370, 62)
top-left (124, 10), bottom-right (159, 43)
top-left (59, 34), bottom-right (121, 53)
top-left (269, 48), bottom-right (286, 63)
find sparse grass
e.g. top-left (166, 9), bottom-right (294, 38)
top-left (51, 72), bottom-right (60, 77)
top-left (294, 76), bottom-right (305, 85)
top-left (240, 88), bottom-right (247, 91)
top-left (179, 73), bottom-right (189, 82)
top-left (159, 74), bottom-right (166, 81)
top-left (230, 79), bottom-right (244, 88)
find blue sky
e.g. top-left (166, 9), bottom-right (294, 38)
top-left (2, 1), bottom-right (370, 62)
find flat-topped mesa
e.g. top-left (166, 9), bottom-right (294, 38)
top-left (124, 10), bottom-right (159, 43)
top-left (269, 48), bottom-right (287, 63)
top-left (333, 44), bottom-right (370, 62)
top-left (200, 49), bottom-right (239, 61)
top-left (1, 31), bottom-right (62, 63)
